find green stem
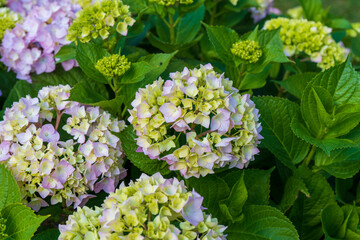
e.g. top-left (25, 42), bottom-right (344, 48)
top-left (168, 12), bottom-right (175, 44)
top-left (210, 0), bottom-right (219, 25)
top-left (276, 70), bottom-right (291, 97)
top-left (237, 64), bottom-right (246, 89)
top-left (303, 145), bottom-right (317, 167)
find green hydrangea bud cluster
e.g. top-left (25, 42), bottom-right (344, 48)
top-left (0, 215), bottom-right (7, 239)
top-left (95, 54), bottom-right (131, 78)
top-left (286, 6), bottom-right (305, 19)
top-left (59, 173), bottom-right (227, 240)
top-left (347, 22), bottom-right (360, 38)
top-left (0, 7), bottom-right (20, 42)
top-left (67, 0), bottom-right (135, 43)
top-left (264, 17), bottom-right (347, 70)
top-left (231, 40), bottom-right (263, 63)
top-left (149, 0), bottom-right (194, 6)
top-left (75, 0), bottom-right (92, 8)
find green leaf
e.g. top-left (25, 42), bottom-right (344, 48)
top-left (253, 96), bottom-right (310, 168)
top-left (276, 72), bottom-right (317, 99)
top-left (299, 0), bottom-right (324, 21)
top-left (54, 43), bottom-right (76, 64)
top-left (69, 81), bottom-right (125, 116)
top-left (0, 70), bottom-right (17, 99)
top-left (246, 29), bottom-right (291, 74)
top-left (174, 5), bottom-right (205, 44)
top-left (291, 117), bottom-right (357, 155)
top-left (2, 203), bottom-right (48, 240)
top-left (203, 23), bottom-right (239, 65)
top-left (118, 52), bottom-right (177, 107)
top-left (321, 204), bottom-right (346, 239)
top-left (118, 62), bottom-right (153, 84)
top-left (290, 167), bottom-right (336, 240)
top-left (219, 172), bottom-right (247, 222)
top-left (0, 165), bottom-right (21, 210)
top-left (321, 204), bottom-right (360, 240)
top-left (330, 19), bottom-right (353, 30)
top-left (186, 175), bottom-right (230, 220)
top-left (238, 67), bottom-right (269, 90)
top-left (314, 127), bottom-right (360, 179)
top-left (148, 33), bottom-right (203, 53)
top-left (301, 85), bottom-right (333, 137)
top-left (118, 126), bottom-right (171, 175)
top-left (75, 42), bottom-right (110, 84)
top-left (226, 205), bottom-right (300, 240)
top-left (2, 81), bottom-right (40, 111)
top-left (279, 176), bottom-right (310, 212)
top-left (312, 59), bottom-right (360, 106)
top-left (223, 168), bottom-right (273, 206)
top-left (32, 229), bottom-right (60, 240)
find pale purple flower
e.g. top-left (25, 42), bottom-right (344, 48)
top-left (93, 142), bottom-right (109, 158)
top-left (39, 124), bottom-right (60, 142)
top-left (182, 190), bottom-right (204, 226)
top-left (0, 141), bottom-right (11, 161)
top-left (51, 160), bottom-right (75, 184)
top-left (159, 102), bottom-right (182, 123)
top-left (211, 109), bottom-right (231, 134)
top-left (172, 119), bottom-right (190, 132)
top-left (94, 178), bottom-right (115, 193)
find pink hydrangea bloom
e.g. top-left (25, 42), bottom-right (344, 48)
top-left (0, 84), bottom-right (126, 211)
top-left (1, 0), bottom-right (80, 82)
top-left (129, 64), bottom-right (263, 178)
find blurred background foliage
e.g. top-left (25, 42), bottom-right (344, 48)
top-left (276, 0), bottom-right (360, 21)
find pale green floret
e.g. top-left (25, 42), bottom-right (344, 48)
top-left (95, 54), bottom-right (131, 78)
top-left (264, 17), bottom-right (347, 70)
top-left (0, 7), bottom-right (20, 42)
top-left (67, 0), bottom-right (135, 43)
top-left (149, 0), bottom-right (194, 6)
top-left (0, 215), bottom-right (8, 239)
top-left (231, 40), bottom-right (263, 63)
top-left (286, 6), bottom-right (305, 19)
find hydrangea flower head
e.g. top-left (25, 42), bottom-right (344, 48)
top-left (59, 173), bottom-right (227, 239)
top-left (128, 64), bottom-right (262, 178)
top-left (67, 0), bottom-right (135, 43)
top-left (95, 54), bottom-right (131, 78)
top-left (264, 17), bottom-right (348, 70)
top-left (149, 0), bottom-right (194, 6)
top-left (0, 7), bottom-right (19, 42)
top-left (231, 40), bottom-right (262, 63)
top-left (0, 85), bottom-right (127, 211)
top-left (0, 0), bottom-right (80, 82)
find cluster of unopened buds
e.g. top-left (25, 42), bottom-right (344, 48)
top-left (0, 85), bottom-right (126, 211)
top-left (95, 53), bottom-right (131, 79)
top-left (129, 64), bottom-right (262, 178)
top-left (0, 0), bottom-right (80, 82)
top-left (264, 17), bottom-right (348, 70)
top-left (231, 40), bottom-right (263, 63)
top-left (66, 0), bottom-right (135, 43)
top-left (59, 173), bottom-right (227, 240)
